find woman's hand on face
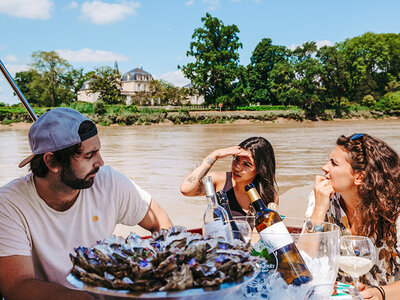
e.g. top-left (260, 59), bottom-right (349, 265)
top-left (212, 146), bottom-right (242, 160)
top-left (313, 175), bottom-right (334, 216)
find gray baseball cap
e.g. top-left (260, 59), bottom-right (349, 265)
top-left (19, 107), bottom-right (98, 168)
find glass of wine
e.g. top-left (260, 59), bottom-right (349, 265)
top-left (339, 235), bottom-right (376, 290)
top-left (232, 216), bottom-right (255, 243)
top-left (304, 283), bottom-right (363, 300)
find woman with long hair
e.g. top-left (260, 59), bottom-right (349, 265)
top-left (309, 133), bottom-right (400, 299)
top-left (180, 136), bottom-right (278, 216)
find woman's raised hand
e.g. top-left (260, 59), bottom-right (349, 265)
top-left (312, 175), bottom-right (334, 219)
top-left (212, 146), bottom-right (242, 160)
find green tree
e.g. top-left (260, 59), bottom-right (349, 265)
top-left (179, 13), bottom-right (242, 106)
top-left (338, 32), bottom-right (400, 102)
top-left (14, 69), bottom-right (43, 105)
top-left (247, 38), bottom-right (290, 105)
top-left (317, 45), bottom-right (350, 116)
top-left (292, 42), bottom-right (323, 119)
top-left (148, 80), bottom-right (186, 106)
top-left (31, 51), bottom-right (72, 106)
top-left (88, 66), bottom-right (124, 104)
top-left (62, 68), bottom-right (92, 102)
top-left (269, 59), bottom-right (297, 106)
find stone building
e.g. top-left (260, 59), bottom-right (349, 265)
top-left (77, 66), bottom-right (153, 104)
top-left (77, 65), bottom-right (204, 105)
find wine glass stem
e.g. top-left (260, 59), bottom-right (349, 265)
top-left (353, 276), bottom-right (359, 290)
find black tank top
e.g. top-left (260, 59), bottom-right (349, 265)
top-left (222, 172), bottom-right (246, 216)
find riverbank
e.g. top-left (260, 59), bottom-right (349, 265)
top-left (2, 103), bottom-right (399, 126)
top-left (1, 113), bottom-right (399, 130)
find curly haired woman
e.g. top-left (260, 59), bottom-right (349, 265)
top-left (309, 133), bottom-right (400, 300)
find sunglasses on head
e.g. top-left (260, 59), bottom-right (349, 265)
top-left (350, 133), bottom-right (364, 141)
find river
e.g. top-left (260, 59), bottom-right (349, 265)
top-left (1, 119), bottom-right (400, 236)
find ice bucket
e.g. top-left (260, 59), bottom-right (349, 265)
top-left (242, 217), bottom-right (340, 299)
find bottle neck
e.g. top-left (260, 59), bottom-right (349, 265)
top-left (252, 198), bottom-right (269, 212)
top-left (246, 187), bottom-right (269, 212)
top-left (206, 195), bottom-right (218, 206)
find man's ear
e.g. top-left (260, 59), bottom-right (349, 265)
top-left (354, 171), bottom-right (364, 186)
top-left (43, 152), bottom-right (59, 173)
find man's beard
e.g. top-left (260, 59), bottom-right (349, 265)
top-left (60, 165), bottom-right (99, 189)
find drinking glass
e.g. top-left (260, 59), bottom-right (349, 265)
top-left (231, 216), bottom-right (255, 243)
top-left (304, 283), bottom-right (363, 300)
top-left (339, 236), bottom-right (375, 290)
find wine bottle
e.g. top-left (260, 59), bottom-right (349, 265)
top-left (216, 190), bottom-right (246, 242)
top-left (245, 183), bottom-right (312, 286)
top-left (202, 176), bottom-right (233, 240)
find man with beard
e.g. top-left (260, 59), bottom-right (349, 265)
top-left (0, 107), bottom-right (172, 299)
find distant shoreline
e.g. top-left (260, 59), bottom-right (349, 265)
top-left (1, 115), bottom-right (399, 130)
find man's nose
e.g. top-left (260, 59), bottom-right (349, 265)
top-left (94, 153), bottom-right (104, 168)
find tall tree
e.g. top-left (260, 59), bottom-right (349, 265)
top-left (247, 38), bottom-right (289, 104)
top-left (179, 13), bottom-right (242, 105)
top-left (269, 59), bottom-right (297, 106)
top-left (14, 69), bottom-right (43, 105)
top-left (62, 68), bottom-right (92, 101)
top-left (31, 51), bottom-right (71, 106)
top-left (292, 42), bottom-right (323, 119)
top-left (317, 45), bottom-right (350, 116)
top-left (337, 32), bottom-right (400, 101)
top-left (88, 66), bottom-right (123, 104)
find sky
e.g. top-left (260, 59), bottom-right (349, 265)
top-left (0, 0), bottom-right (400, 105)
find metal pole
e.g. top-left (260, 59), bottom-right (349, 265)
top-left (0, 59), bottom-right (38, 121)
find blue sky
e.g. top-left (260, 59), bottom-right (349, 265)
top-left (1, 0), bottom-right (400, 104)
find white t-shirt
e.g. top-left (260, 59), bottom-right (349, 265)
top-left (0, 165), bottom-right (151, 288)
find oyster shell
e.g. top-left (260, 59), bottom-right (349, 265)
top-left (69, 226), bottom-right (259, 292)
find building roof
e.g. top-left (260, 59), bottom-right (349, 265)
top-left (121, 67), bottom-right (152, 82)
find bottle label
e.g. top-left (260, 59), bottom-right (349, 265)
top-left (258, 221), bottom-right (294, 253)
top-left (204, 220), bottom-right (230, 240)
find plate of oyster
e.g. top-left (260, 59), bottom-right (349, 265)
top-left (67, 226), bottom-right (260, 299)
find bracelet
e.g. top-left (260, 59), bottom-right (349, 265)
top-left (373, 285), bottom-right (386, 300)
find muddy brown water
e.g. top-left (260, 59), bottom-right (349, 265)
top-left (1, 119), bottom-right (400, 235)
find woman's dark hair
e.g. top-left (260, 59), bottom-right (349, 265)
top-left (337, 133), bottom-right (400, 250)
top-left (239, 136), bottom-right (278, 206)
top-left (30, 120), bottom-right (96, 177)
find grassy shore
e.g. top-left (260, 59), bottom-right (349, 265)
top-left (1, 103), bottom-right (399, 126)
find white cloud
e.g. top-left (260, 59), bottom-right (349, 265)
top-left (203, 0), bottom-right (219, 11)
top-left (81, 1), bottom-right (140, 25)
top-left (69, 1), bottom-right (78, 9)
top-left (316, 40), bottom-right (333, 49)
top-left (288, 40), bottom-right (333, 51)
top-left (0, 0), bottom-right (54, 20)
top-left (156, 70), bottom-right (190, 87)
top-left (185, 0), bottom-right (195, 6)
top-left (2, 64), bottom-right (30, 76)
top-left (56, 48), bottom-right (129, 63)
top-left (5, 55), bottom-right (18, 63)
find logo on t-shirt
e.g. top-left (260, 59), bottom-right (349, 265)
top-left (92, 216), bottom-right (99, 222)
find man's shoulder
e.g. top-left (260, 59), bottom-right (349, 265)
top-left (0, 174), bottom-right (33, 196)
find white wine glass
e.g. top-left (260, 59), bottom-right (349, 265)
top-left (304, 283), bottom-right (363, 300)
top-left (231, 216), bottom-right (255, 243)
top-left (339, 235), bottom-right (376, 290)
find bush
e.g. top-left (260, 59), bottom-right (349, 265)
top-left (236, 105), bottom-right (290, 111)
top-left (362, 95), bottom-right (376, 107)
top-left (374, 91), bottom-right (400, 111)
top-left (69, 102), bottom-right (94, 114)
top-left (94, 101), bottom-right (106, 115)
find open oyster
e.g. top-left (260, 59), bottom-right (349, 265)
top-left (70, 226), bottom-right (259, 292)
